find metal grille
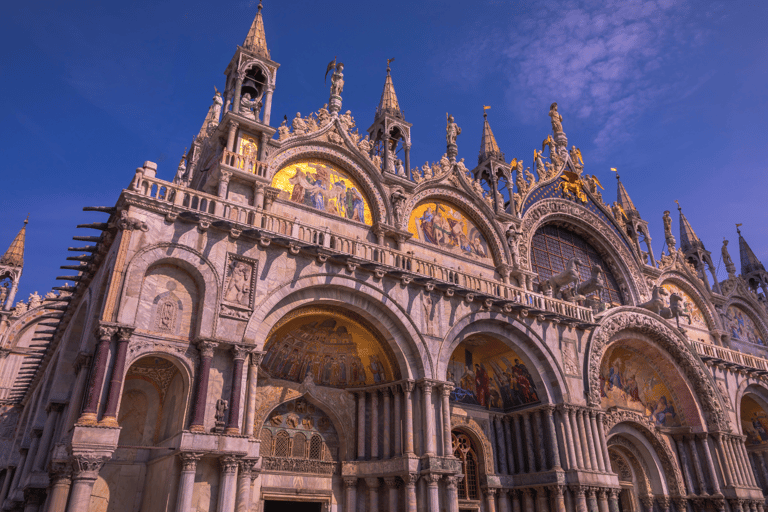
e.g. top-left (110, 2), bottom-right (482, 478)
top-left (309, 434), bottom-right (323, 460)
top-left (260, 429), bottom-right (273, 456)
top-left (465, 451), bottom-right (479, 500)
top-left (531, 225), bottom-right (624, 304)
top-left (274, 431), bottom-right (290, 457)
top-left (452, 432), bottom-right (480, 501)
top-left (292, 433), bottom-right (306, 458)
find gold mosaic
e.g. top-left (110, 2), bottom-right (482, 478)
top-left (408, 200), bottom-right (490, 262)
top-left (741, 396), bottom-right (768, 446)
top-left (726, 305), bottom-right (765, 346)
top-left (661, 282), bottom-right (708, 330)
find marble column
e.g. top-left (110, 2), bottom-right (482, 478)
top-left (225, 121), bottom-right (238, 153)
top-left (583, 411), bottom-right (599, 472)
top-left (596, 490), bottom-right (609, 512)
top-left (673, 436), bottom-right (696, 494)
top-left (371, 391), bottom-right (379, 460)
top-left (570, 486), bottom-right (587, 512)
top-left (78, 325), bottom-right (117, 425)
top-left (523, 412), bottom-right (537, 472)
top-left (421, 382), bottom-right (436, 455)
top-left (190, 340), bottom-right (218, 432)
top-left (217, 456), bottom-right (239, 512)
top-left (495, 416), bottom-right (508, 474)
top-left (568, 408), bottom-right (585, 469)
top-left (65, 455), bottom-right (107, 512)
top-left (175, 453), bottom-right (201, 512)
top-left (384, 477), bottom-right (399, 512)
top-left (522, 489), bottom-right (536, 512)
top-left (62, 354), bottom-right (91, 433)
top-left (514, 414), bottom-right (525, 473)
top-left (596, 413), bottom-right (612, 474)
top-left (45, 462), bottom-right (71, 512)
top-left (737, 440), bottom-right (758, 487)
top-left (367, 478), bottom-right (380, 512)
top-left (263, 87), bottom-right (274, 125)
top-left (34, 404), bottom-right (63, 472)
top-left (485, 488), bottom-right (498, 512)
top-left (100, 326), bottom-right (134, 426)
top-left (441, 384), bottom-right (453, 457)
top-left (445, 476), bottom-right (461, 512)
top-left (425, 474), bottom-right (440, 512)
top-left (587, 488), bottom-right (600, 512)
top-left (687, 436), bottom-right (708, 494)
top-left (544, 406), bottom-right (562, 470)
top-left (589, 412), bottom-right (605, 472)
top-left (244, 351), bottom-right (264, 437)
top-left (607, 490), bottom-right (620, 512)
top-left (730, 500), bottom-right (745, 512)
top-left (383, 388), bottom-right (391, 459)
top-left (504, 417), bottom-right (516, 474)
top-left (405, 474), bottom-right (418, 512)
top-left (235, 459), bottom-right (257, 512)
top-left (343, 478), bottom-right (357, 512)
top-left (657, 496), bottom-right (671, 512)
top-left (21, 431), bottom-right (43, 485)
top-left (403, 382), bottom-right (415, 455)
top-left (511, 490), bottom-right (522, 512)
top-left (498, 489), bottom-right (511, 512)
top-left (698, 434), bottom-right (721, 494)
top-left (576, 410), bottom-right (592, 470)
top-left (560, 408), bottom-right (576, 469)
top-left (537, 487), bottom-right (550, 512)
top-left (673, 498), bottom-right (687, 512)
top-left (534, 411), bottom-right (547, 472)
top-left (357, 392), bottom-right (366, 460)
top-left (551, 486), bottom-right (567, 512)
top-left (393, 385), bottom-right (402, 456)
top-left (733, 437), bottom-right (751, 486)
top-left (713, 434), bottom-right (733, 488)
top-left (0, 467), bottom-right (14, 505)
top-left (724, 437), bottom-right (743, 486)
top-left (226, 346), bottom-right (248, 435)
top-left (640, 496), bottom-right (654, 512)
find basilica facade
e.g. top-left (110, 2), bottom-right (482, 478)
top-left (1, 5), bottom-right (768, 512)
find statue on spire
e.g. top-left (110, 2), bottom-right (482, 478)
top-left (549, 102), bottom-right (564, 135)
top-left (663, 210), bottom-right (676, 253)
top-left (722, 238), bottom-right (736, 278)
top-left (328, 60), bottom-right (345, 115)
top-left (446, 113), bottom-right (461, 161)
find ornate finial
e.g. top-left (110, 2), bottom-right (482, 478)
top-left (736, 223), bottom-right (743, 235)
top-left (483, 105), bottom-right (491, 119)
top-left (675, 199), bottom-right (681, 212)
top-left (258, 0), bottom-right (263, 12)
top-left (386, 57), bottom-right (394, 73)
top-left (24, 214), bottom-right (29, 225)
top-left (611, 167), bottom-right (619, 179)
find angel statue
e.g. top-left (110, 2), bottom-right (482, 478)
top-left (330, 63), bottom-right (345, 97)
top-left (446, 113), bottom-right (461, 145)
top-left (570, 146), bottom-right (583, 169)
top-left (722, 239), bottom-right (736, 277)
top-left (549, 102), bottom-right (564, 135)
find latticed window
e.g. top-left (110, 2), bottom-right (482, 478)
top-left (292, 432), bottom-right (306, 458)
top-left (260, 429), bottom-right (273, 456)
top-left (309, 434), bottom-right (323, 460)
top-left (531, 225), bottom-right (625, 304)
top-left (452, 431), bottom-right (480, 501)
top-left (274, 431), bottom-right (290, 457)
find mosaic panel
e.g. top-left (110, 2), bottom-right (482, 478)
top-left (408, 200), bottom-right (491, 262)
top-left (263, 397), bottom-right (339, 450)
top-left (271, 159), bottom-right (372, 225)
top-left (661, 282), bottom-right (708, 330)
top-left (447, 337), bottom-right (540, 411)
top-left (261, 308), bottom-right (395, 388)
top-left (741, 396), bottom-right (768, 446)
top-left (600, 345), bottom-right (683, 427)
top-left (726, 305), bottom-right (765, 346)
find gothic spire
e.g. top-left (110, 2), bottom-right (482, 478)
top-left (615, 172), bottom-right (637, 214)
top-left (243, 1), bottom-right (269, 58)
top-left (376, 60), bottom-right (401, 118)
top-left (478, 108), bottom-right (504, 164)
top-left (0, 217), bottom-right (28, 268)
top-left (737, 225), bottom-right (765, 276)
top-left (677, 202), bottom-right (702, 253)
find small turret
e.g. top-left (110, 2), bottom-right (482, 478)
top-left (737, 225), bottom-right (768, 296)
top-left (473, 107), bottom-right (511, 215)
top-left (367, 59), bottom-right (411, 180)
top-left (677, 202), bottom-right (720, 293)
top-left (0, 217), bottom-right (28, 311)
top-left (614, 172), bottom-right (655, 266)
top-left (242, 1), bottom-right (269, 59)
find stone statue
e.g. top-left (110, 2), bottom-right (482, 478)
top-left (213, 399), bottom-right (228, 433)
top-left (239, 92), bottom-right (260, 120)
top-left (173, 154), bottom-right (187, 185)
top-left (12, 301), bottom-right (27, 317)
top-left (28, 292), bottom-right (41, 310)
top-left (391, 188), bottom-right (407, 224)
top-left (44, 290), bottom-right (57, 300)
top-left (0, 283), bottom-right (7, 305)
top-left (421, 162), bottom-right (432, 180)
top-left (303, 113), bottom-right (318, 133)
top-left (446, 113), bottom-right (461, 145)
top-left (506, 225), bottom-right (523, 268)
top-left (292, 113), bottom-right (307, 135)
top-left (663, 210), bottom-right (676, 251)
top-left (316, 104), bottom-right (330, 126)
top-left (395, 159), bottom-right (405, 177)
top-left (612, 202), bottom-right (626, 230)
top-left (278, 117), bottom-right (290, 140)
top-left (722, 239), bottom-right (736, 277)
top-left (357, 135), bottom-right (372, 154)
top-left (439, 154), bottom-right (451, 174)
top-left (549, 102), bottom-right (563, 135)
top-left (457, 158), bottom-right (468, 176)
top-left (533, 150), bottom-right (547, 180)
top-left (339, 110), bottom-right (355, 132)
top-left (330, 63), bottom-right (344, 96)
top-left (570, 146), bottom-right (583, 168)
top-left (225, 261), bottom-right (251, 305)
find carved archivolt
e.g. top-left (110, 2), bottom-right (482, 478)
top-left (722, 295), bottom-right (768, 346)
top-left (609, 437), bottom-right (653, 495)
top-left (587, 308), bottom-right (728, 431)
top-left (402, 187), bottom-right (508, 268)
top-left (451, 414), bottom-right (495, 476)
top-left (266, 142), bottom-right (388, 226)
top-left (604, 409), bottom-right (686, 495)
top-left (520, 199), bottom-right (648, 303)
top-left (656, 272), bottom-right (721, 332)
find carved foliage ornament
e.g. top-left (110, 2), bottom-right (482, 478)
top-left (588, 309), bottom-right (728, 430)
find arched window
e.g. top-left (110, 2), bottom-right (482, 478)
top-left (531, 225), bottom-right (625, 304)
top-left (292, 432), bottom-right (307, 458)
top-left (309, 434), bottom-right (323, 460)
top-left (274, 431), bottom-right (290, 457)
top-left (260, 429), bottom-right (273, 456)
top-left (452, 431), bottom-right (480, 501)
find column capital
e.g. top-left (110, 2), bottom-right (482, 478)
top-left (179, 452), bottom-right (203, 472)
top-left (48, 461), bottom-right (72, 481)
top-left (343, 477), bottom-right (358, 488)
top-left (96, 323), bottom-right (118, 341)
top-left (220, 169), bottom-right (233, 183)
top-left (219, 455), bottom-right (240, 474)
top-left (439, 382), bottom-right (454, 396)
top-left (401, 380), bottom-right (416, 393)
top-left (73, 352), bottom-right (91, 373)
top-left (249, 350), bottom-right (266, 366)
top-left (365, 477), bottom-right (380, 489)
top-left (405, 473), bottom-right (419, 487)
top-left (569, 485), bottom-right (585, 497)
top-left (656, 496), bottom-right (671, 510)
top-left (231, 345), bottom-right (249, 361)
top-left (423, 473), bottom-right (441, 486)
top-left (673, 497), bottom-right (687, 512)
top-left (195, 338), bottom-right (219, 358)
top-left (116, 325), bottom-right (135, 342)
top-left (238, 458), bottom-right (259, 478)
top-left (228, 120), bottom-right (240, 130)
top-left (484, 487), bottom-right (498, 497)
top-left (640, 496), bottom-right (655, 509)
top-left (70, 453), bottom-right (109, 479)
top-left (444, 474), bottom-right (463, 489)
top-left (550, 485), bottom-right (565, 496)
top-left (45, 401), bottom-right (66, 414)
top-left (419, 380), bottom-right (434, 394)
top-left (384, 476), bottom-right (400, 489)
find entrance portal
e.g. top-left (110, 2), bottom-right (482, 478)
top-left (264, 500), bottom-right (322, 512)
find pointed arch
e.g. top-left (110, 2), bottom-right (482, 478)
top-left (657, 271), bottom-right (722, 332)
top-left (722, 296), bottom-right (768, 348)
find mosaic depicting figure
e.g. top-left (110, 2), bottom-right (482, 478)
top-left (447, 338), bottom-right (540, 411)
top-left (272, 159), bottom-right (372, 225)
top-left (742, 397), bottom-right (768, 445)
top-left (408, 201), bottom-right (490, 261)
top-left (726, 305), bottom-right (765, 346)
top-left (600, 346), bottom-right (682, 427)
top-left (261, 310), bottom-right (395, 388)
top-left (661, 283), bottom-right (708, 331)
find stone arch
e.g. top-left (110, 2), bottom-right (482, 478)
top-left (609, 442), bottom-right (652, 496)
top-left (117, 243), bottom-right (220, 337)
top-left (722, 296), bottom-right (768, 348)
top-left (243, 275), bottom-right (429, 379)
top-left (520, 199), bottom-right (648, 305)
top-left (438, 313), bottom-right (569, 404)
top-left (657, 272), bottom-right (722, 332)
top-left (586, 308), bottom-right (728, 431)
top-left (735, 381), bottom-right (768, 439)
top-left (266, 141), bottom-right (389, 226)
top-left (402, 188), bottom-right (508, 269)
top-left (450, 418), bottom-right (495, 477)
top-left (238, 59), bottom-right (273, 87)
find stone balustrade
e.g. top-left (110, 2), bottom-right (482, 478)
top-left (127, 175), bottom-right (595, 324)
top-left (691, 339), bottom-right (768, 375)
top-left (220, 149), bottom-right (268, 178)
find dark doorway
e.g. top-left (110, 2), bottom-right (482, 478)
top-left (264, 500), bottom-right (323, 512)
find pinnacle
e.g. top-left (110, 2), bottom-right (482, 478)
top-left (737, 227), bottom-right (766, 276)
top-left (1, 217), bottom-right (28, 269)
top-left (677, 203), bottom-right (702, 253)
top-left (376, 61), bottom-right (401, 117)
top-left (243, 1), bottom-right (269, 58)
top-left (479, 110), bottom-right (503, 164)
top-left (615, 174), bottom-right (637, 214)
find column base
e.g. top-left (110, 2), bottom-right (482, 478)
top-left (76, 413), bottom-right (98, 426)
top-left (225, 428), bottom-right (241, 435)
top-left (189, 425), bottom-right (206, 433)
top-left (98, 416), bottom-right (119, 428)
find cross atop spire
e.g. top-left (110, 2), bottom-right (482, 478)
top-left (376, 59), bottom-right (401, 118)
top-left (243, 1), bottom-right (269, 58)
top-left (676, 201), bottom-right (702, 253)
top-left (737, 225), bottom-right (766, 276)
top-left (0, 216), bottom-right (28, 269)
top-left (478, 107), bottom-right (504, 164)
top-left (615, 171), bottom-right (637, 215)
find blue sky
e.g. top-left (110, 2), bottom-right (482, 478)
top-left (1, 0), bottom-right (766, 299)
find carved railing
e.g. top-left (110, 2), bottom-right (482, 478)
top-left (261, 456), bottom-right (338, 475)
top-left (691, 339), bottom-right (768, 374)
top-left (128, 176), bottom-right (595, 324)
top-left (220, 149), bottom-right (268, 178)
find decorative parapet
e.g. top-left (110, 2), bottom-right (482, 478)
top-left (691, 339), bottom-right (768, 377)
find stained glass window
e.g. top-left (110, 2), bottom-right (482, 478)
top-left (531, 225), bottom-right (625, 304)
